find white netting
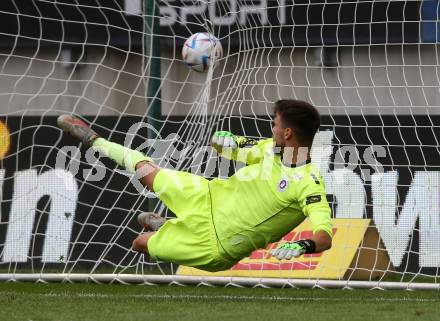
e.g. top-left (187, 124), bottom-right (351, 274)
top-left (0, 0), bottom-right (439, 289)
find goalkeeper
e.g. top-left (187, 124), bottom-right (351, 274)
top-left (58, 99), bottom-right (332, 272)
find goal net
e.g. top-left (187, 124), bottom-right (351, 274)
top-left (0, 0), bottom-right (439, 290)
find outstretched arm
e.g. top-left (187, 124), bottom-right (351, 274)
top-left (310, 230), bottom-right (332, 252)
top-left (210, 131), bottom-right (272, 165)
top-left (272, 172), bottom-right (333, 260)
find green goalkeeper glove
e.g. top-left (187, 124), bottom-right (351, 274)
top-left (271, 240), bottom-right (316, 260)
top-left (210, 131), bottom-right (257, 153)
top-left (211, 131), bottom-right (241, 152)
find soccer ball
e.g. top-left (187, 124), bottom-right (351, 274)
top-left (182, 32), bottom-right (223, 73)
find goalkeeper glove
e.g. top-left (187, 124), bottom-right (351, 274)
top-left (211, 131), bottom-right (239, 151)
top-left (210, 131), bottom-right (257, 153)
top-left (271, 240), bottom-right (316, 260)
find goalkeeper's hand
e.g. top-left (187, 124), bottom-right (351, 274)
top-left (271, 240), bottom-right (316, 260)
top-left (211, 131), bottom-right (241, 153)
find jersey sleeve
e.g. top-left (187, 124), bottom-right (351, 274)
top-left (218, 138), bottom-right (273, 165)
top-left (297, 172), bottom-right (333, 238)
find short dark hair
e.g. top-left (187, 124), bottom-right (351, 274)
top-left (273, 99), bottom-right (320, 146)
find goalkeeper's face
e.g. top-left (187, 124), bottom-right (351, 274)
top-left (272, 113), bottom-right (290, 147)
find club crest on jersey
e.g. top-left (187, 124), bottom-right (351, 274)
top-left (278, 178), bottom-right (289, 192)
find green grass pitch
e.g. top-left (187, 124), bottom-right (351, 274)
top-left (1, 282), bottom-right (440, 321)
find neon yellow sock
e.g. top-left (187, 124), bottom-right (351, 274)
top-left (92, 138), bottom-right (152, 173)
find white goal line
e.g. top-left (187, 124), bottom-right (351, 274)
top-left (0, 274), bottom-right (439, 291)
top-left (0, 291), bottom-right (437, 302)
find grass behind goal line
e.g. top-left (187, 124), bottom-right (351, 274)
top-left (0, 282), bottom-right (439, 321)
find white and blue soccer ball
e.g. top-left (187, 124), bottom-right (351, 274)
top-left (182, 32), bottom-right (223, 73)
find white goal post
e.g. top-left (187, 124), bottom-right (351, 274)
top-left (0, 0), bottom-right (440, 290)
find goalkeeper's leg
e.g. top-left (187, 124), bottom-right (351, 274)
top-left (57, 115), bottom-right (217, 261)
top-left (132, 232), bottom-right (155, 254)
top-left (57, 114), bottom-right (160, 191)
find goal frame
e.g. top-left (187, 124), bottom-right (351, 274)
top-left (0, 274), bottom-right (438, 291)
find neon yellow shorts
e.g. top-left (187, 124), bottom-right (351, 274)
top-left (147, 169), bottom-right (234, 272)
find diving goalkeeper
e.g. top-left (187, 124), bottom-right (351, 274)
top-left (58, 99), bottom-right (332, 272)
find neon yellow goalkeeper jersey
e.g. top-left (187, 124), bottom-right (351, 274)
top-left (209, 138), bottom-right (332, 261)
